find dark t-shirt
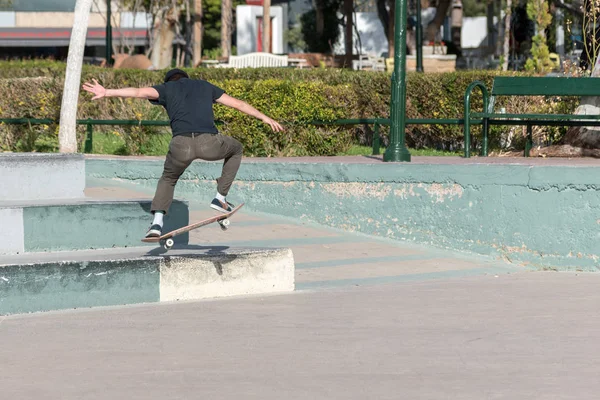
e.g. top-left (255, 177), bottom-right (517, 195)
top-left (149, 78), bottom-right (225, 136)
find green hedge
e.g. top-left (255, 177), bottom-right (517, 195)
top-left (0, 60), bottom-right (579, 155)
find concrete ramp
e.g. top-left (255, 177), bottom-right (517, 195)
top-left (0, 247), bottom-right (295, 315)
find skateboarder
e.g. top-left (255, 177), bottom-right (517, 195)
top-left (82, 69), bottom-right (284, 238)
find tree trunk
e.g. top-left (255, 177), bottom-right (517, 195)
top-left (495, 0), bottom-right (503, 56)
top-left (502, 0), bottom-right (512, 70)
top-left (150, 5), bottom-right (177, 69)
top-left (426, 0), bottom-right (451, 42)
top-left (376, 0), bottom-right (390, 41)
top-left (221, 0), bottom-right (232, 57)
top-left (262, 0), bottom-right (271, 52)
top-left (486, 0), bottom-right (495, 54)
top-left (59, 0), bottom-right (93, 153)
top-left (193, 0), bottom-right (202, 66)
top-left (450, 0), bottom-right (463, 64)
top-left (344, 0), bottom-right (353, 66)
top-left (314, 0), bottom-right (325, 37)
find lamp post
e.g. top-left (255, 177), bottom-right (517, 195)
top-left (416, 0), bottom-right (423, 72)
top-left (106, 0), bottom-right (112, 65)
top-left (384, 0), bottom-right (411, 162)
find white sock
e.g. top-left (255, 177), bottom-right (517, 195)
top-left (152, 211), bottom-right (164, 227)
top-left (216, 192), bottom-right (226, 203)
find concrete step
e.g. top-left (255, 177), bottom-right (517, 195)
top-left (0, 246), bottom-right (295, 315)
top-left (0, 198), bottom-right (189, 255)
top-left (0, 153), bottom-right (85, 201)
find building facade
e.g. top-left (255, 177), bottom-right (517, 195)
top-left (0, 0), bottom-right (148, 61)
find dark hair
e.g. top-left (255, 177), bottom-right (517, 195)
top-left (164, 68), bottom-right (190, 83)
top-left (167, 73), bottom-right (187, 82)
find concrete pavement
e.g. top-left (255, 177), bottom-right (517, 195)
top-left (1, 272), bottom-right (599, 399)
top-left (1, 181), bottom-right (596, 399)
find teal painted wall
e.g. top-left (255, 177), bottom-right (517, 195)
top-left (87, 159), bottom-right (600, 271)
top-left (0, 259), bottom-right (160, 315)
top-left (22, 200), bottom-right (189, 252)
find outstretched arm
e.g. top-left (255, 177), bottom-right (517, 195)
top-left (215, 94), bottom-right (284, 132)
top-left (82, 79), bottom-right (159, 100)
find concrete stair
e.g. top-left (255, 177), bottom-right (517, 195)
top-left (0, 198), bottom-right (189, 255)
top-left (0, 153), bottom-right (85, 201)
top-left (0, 153), bottom-right (190, 255)
top-left (0, 247), bottom-right (295, 315)
top-left (0, 153), bottom-right (296, 315)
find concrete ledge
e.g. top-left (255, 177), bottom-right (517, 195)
top-left (86, 156), bottom-right (600, 271)
top-left (0, 199), bottom-right (189, 254)
top-left (0, 247), bottom-right (295, 315)
top-left (0, 153), bottom-right (85, 201)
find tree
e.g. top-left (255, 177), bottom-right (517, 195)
top-left (462, 0), bottom-right (486, 16)
top-left (376, 0), bottom-right (451, 57)
top-left (524, 0), bottom-right (553, 73)
top-left (221, 0), bottom-right (232, 57)
top-left (502, 0), bottom-right (512, 70)
top-left (193, 0), bottom-right (202, 65)
top-left (578, 0), bottom-right (600, 71)
top-left (300, 0), bottom-right (342, 53)
top-left (59, 0), bottom-right (94, 153)
top-left (344, 0), bottom-right (353, 65)
top-left (262, 0), bottom-right (271, 52)
top-left (119, 0), bottom-right (190, 67)
top-left (425, 0), bottom-right (452, 42)
top-left (0, 0), bottom-right (12, 10)
top-left (150, 2), bottom-right (179, 68)
top-left (376, 0), bottom-right (395, 57)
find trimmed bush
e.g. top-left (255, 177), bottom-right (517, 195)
top-left (0, 61), bottom-right (579, 155)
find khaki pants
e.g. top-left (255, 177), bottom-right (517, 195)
top-left (151, 133), bottom-right (243, 214)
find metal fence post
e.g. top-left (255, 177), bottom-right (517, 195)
top-left (84, 120), bottom-right (93, 153)
top-left (372, 122), bottom-right (381, 155)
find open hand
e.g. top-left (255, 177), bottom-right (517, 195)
top-left (261, 116), bottom-right (284, 132)
top-left (82, 79), bottom-right (107, 100)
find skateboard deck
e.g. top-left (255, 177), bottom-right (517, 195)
top-left (141, 203), bottom-right (244, 249)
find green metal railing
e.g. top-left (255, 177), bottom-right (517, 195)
top-left (0, 117), bottom-right (468, 156)
top-left (308, 117), bottom-right (466, 155)
top-left (463, 81), bottom-right (489, 159)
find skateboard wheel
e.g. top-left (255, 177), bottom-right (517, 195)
top-left (221, 219), bottom-right (230, 227)
top-left (164, 238), bottom-right (174, 249)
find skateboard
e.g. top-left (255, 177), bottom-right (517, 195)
top-left (141, 203), bottom-right (244, 250)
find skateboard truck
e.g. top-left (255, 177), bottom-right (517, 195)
top-left (218, 218), bottom-right (230, 231)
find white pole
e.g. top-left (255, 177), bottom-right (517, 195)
top-left (58, 0), bottom-right (94, 153)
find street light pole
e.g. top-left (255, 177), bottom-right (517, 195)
top-left (416, 0), bottom-right (423, 72)
top-left (106, 0), bottom-right (112, 65)
top-left (384, 0), bottom-right (411, 162)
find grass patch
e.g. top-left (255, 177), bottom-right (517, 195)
top-left (91, 131), bottom-right (171, 156)
top-left (88, 136), bottom-right (460, 158)
top-left (91, 131), bottom-right (126, 155)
